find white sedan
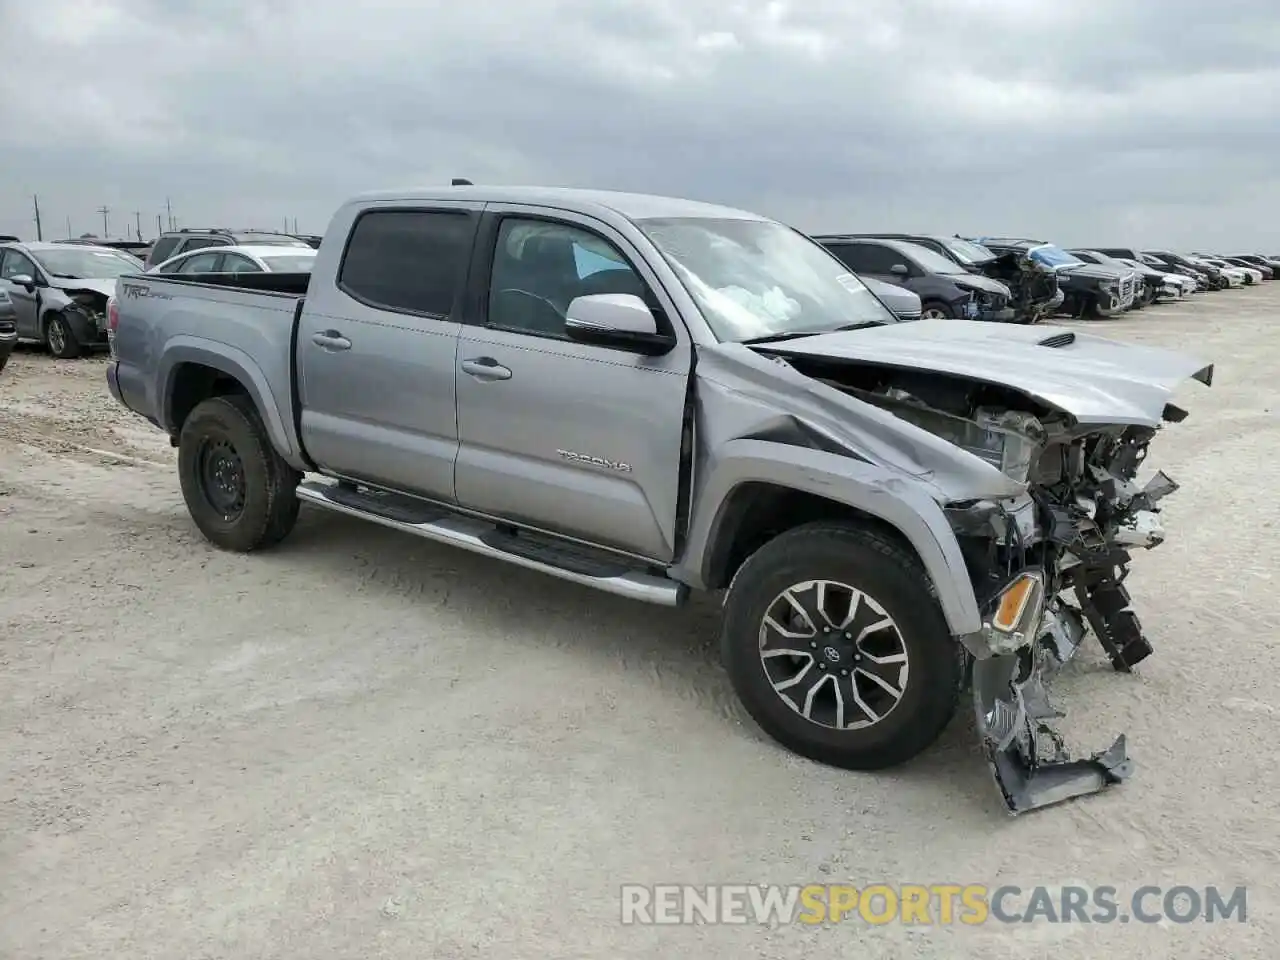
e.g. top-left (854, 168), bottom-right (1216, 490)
top-left (1116, 258), bottom-right (1197, 298)
top-left (1189, 256), bottom-right (1248, 287)
top-left (148, 244), bottom-right (318, 276)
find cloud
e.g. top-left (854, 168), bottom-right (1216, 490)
top-left (1, 0), bottom-right (1278, 250)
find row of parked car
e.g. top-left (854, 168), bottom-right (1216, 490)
top-left (2, 220), bottom-right (1276, 370)
top-left (0, 228), bottom-right (317, 364)
top-left (811, 234), bottom-right (1280, 325)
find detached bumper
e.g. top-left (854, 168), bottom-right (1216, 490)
top-left (64, 306), bottom-right (109, 348)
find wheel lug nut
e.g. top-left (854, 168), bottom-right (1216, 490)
top-left (810, 642), bottom-right (818, 649)
top-left (840, 669), bottom-right (848, 676)
top-left (819, 664), bottom-right (826, 670)
top-left (844, 632), bottom-right (852, 640)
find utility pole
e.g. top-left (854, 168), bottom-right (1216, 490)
top-left (134, 211), bottom-right (143, 241)
top-left (157, 214), bottom-right (163, 236)
top-left (97, 205), bottom-right (110, 237)
top-left (33, 195), bottom-right (43, 240)
top-left (166, 197), bottom-right (174, 230)
top-left (66, 216), bottom-right (72, 239)
top-left (293, 217), bottom-right (299, 234)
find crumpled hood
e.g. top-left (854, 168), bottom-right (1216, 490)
top-left (948, 273), bottom-right (1012, 297)
top-left (755, 319), bottom-right (1213, 426)
top-left (1057, 263), bottom-right (1124, 281)
top-left (47, 277), bottom-right (116, 298)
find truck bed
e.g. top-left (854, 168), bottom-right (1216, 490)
top-left (109, 272), bottom-right (312, 461)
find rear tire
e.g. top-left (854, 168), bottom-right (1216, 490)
top-left (720, 521), bottom-right (962, 770)
top-left (44, 312), bottom-right (81, 359)
top-left (178, 394), bottom-right (301, 552)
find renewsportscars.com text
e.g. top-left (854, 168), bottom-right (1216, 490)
top-left (619, 883), bottom-right (1247, 926)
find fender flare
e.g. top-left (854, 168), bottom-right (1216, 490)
top-left (157, 337), bottom-right (295, 458)
top-left (677, 439), bottom-right (983, 636)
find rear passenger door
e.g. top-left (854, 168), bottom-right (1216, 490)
top-left (296, 203), bottom-right (481, 502)
top-left (452, 207), bottom-right (692, 562)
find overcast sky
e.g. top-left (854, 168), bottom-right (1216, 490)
top-left (2, 0), bottom-right (1278, 250)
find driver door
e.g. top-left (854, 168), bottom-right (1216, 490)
top-left (453, 207), bottom-right (692, 561)
top-left (0, 249), bottom-right (41, 338)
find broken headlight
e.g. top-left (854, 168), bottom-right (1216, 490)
top-left (874, 391), bottom-right (1047, 483)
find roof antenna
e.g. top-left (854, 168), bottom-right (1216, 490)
top-left (451, 178), bottom-right (473, 186)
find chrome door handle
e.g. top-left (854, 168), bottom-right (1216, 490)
top-left (460, 357), bottom-right (512, 381)
top-left (312, 330), bottom-right (351, 351)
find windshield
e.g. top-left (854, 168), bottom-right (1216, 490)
top-left (1029, 244), bottom-right (1084, 268)
top-left (637, 217), bottom-right (897, 341)
top-left (31, 248), bottom-right (142, 279)
top-left (261, 253), bottom-right (317, 272)
top-left (940, 237), bottom-right (996, 265)
top-left (895, 241), bottom-right (969, 275)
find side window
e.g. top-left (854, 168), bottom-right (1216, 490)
top-left (860, 244), bottom-right (906, 274)
top-left (148, 237), bottom-right (181, 263)
top-left (338, 209), bottom-right (474, 317)
top-left (825, 242), bottom-right (894, 274)
top-left (0, 250), bottom-right (36, 280)
top-left (177, 252), bottom-right (222, 273)
top-left (487, 218), bottom-right (648, 339)
top-left (181, 237), bottom-right (224, 253)
top-left (223, 254), bottom-right (261, 274)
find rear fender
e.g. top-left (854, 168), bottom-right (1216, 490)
top-left (158, 337), bottom-right (295, 460)
top-left (675, 438), bottom-right (983, 635)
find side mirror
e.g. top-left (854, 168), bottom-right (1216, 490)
top-left (565, 293), bottom-right (675, 356)
top-left (9, 273), bottom-right (35, 288)
top-left (890, 263), bottom-right (910, 277)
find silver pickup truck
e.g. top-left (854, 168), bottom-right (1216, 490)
top-left (106, 185), bottom-right (1213, 815)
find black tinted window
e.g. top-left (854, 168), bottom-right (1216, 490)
top-left (826, 242), bottom-right (898, 274)
top-left (182, 237), bottom-right (225, 252)
top-left (148, 237), bottom-right (181, 264)
top-left (339, 210), bottom-right (475, 317)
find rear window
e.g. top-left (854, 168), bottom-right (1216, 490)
top-left (338, 210), bottom-right (475, 317)
top-left (147, 237), bottom-right (181, 264)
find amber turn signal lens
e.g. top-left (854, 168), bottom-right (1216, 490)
top-left (993, 575), bottom-right (1038, 632)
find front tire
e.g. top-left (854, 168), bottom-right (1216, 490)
top-left (721, 522), bottom-right (962, 770)
top-left (178, 394), bottom-right (301, 552)
top-left (44, 312), bottom-right (81, 359)
top-left (919, 300), bottom-right (955, 320)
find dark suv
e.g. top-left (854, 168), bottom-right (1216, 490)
top-left (819, 232), bottom-right (1061, 323)
top-left (143, 228), bottom-right (311, 269)
top-left (815, 236), bottom-right (1015, 321)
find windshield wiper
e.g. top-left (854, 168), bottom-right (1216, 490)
top-left (741, 321), bottom-right (882, 345)
top-left (48, 273), bottom-right (80, 279)
top-left (740, 330), bottom-right (827, 345)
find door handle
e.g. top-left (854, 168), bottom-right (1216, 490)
top-left (312, 330), bottom-right (351, 351)
top-left (460, 357), bottom-right (512, 381)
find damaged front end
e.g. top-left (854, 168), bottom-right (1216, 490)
top-left (975, 250), bottom-right (1061, 324)
top-left (943, 405), bottom-right (1189, 813)
top-left (65, 289), bottom-right (110, 342)
top-left (812, 365), bottom-right (1199, 814)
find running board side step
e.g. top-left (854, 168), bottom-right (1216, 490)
top-left (295, 480), bottom-right (685, 606)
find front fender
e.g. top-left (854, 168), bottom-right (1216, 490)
top-left (157, 337), bottom-right (296, 460)
top-left (676, 438), bottom-right (982, 636)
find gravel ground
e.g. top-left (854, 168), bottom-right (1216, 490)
top-left (1, 289), bottom-right (1276, 959)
